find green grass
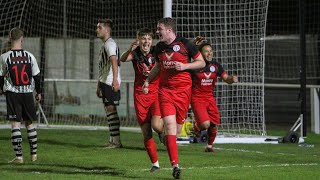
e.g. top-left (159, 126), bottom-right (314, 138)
top-left (0, 128), bottom-right (319, 180)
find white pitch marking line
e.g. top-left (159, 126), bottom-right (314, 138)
top-left (216, 147), bottom-right (316, 157)
top-left (140, 163), bottom-right (319, 172)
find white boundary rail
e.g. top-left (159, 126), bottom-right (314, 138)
top-left (42, 79), bottom-right (320, 135)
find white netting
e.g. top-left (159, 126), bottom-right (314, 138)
top-left (1, 0), bottom-right (269, 136)
top-left (172, 0), bottom-right (269, 135)
top-left (265, 0), bottom-right (320, 83)
top-left (0, 0), bottom-right (162, 127)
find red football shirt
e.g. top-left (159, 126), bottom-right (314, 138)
top-left (131, 46), bottom-right (159, 94)
top-left (192, 60), bottom-right (226, 100)
top-left (154, 37), bottom-right (201, 91)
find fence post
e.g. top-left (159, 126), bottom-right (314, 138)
top-left (126, 82), bottom-right (130, 121)
top-left (311, 87), bottom-right (320, 134)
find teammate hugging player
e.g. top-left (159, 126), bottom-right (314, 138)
top-left (120, 27), bottom-right (164, 172)
top-left (191, 42), bottom-right (238, 152)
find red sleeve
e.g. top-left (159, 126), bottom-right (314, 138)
top-left (216, 62), bottom-right (226, 77)
top-left (192, 51), bottom-right (201, 60)
top-left (182, 38), bottom-right (199, 59)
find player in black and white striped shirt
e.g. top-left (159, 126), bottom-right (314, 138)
top-left (0, 28), bottom-right (41, 164)
top-left (96, 19), bottom-right (122, 148)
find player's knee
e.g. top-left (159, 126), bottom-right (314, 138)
top-left (151, 123), bottom-right (163, 133)
top-left (199, 121), bottom-right (210, 130)
top-left (25, 121), bottom-right (33, 128)
top-left (141, 123), bottom-right (153, 139)
top-left (11, 122), bottom-right (21, 129)
top-left (105, 105), bottom-right (116, 112)
top-left (143, 132), bottom-right (153, 140)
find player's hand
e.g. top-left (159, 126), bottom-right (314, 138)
top-left (35, 93), bottom-right (42, 102)
top-left (193, 36), bottom-right (206, 46)
top-left (232, 75), bottom-right (238, 83)
top-left (130, 40), bottom-right (139, 51)
top-left (174, 61), bottom-right (187, 71)
top-left (142, 81), bottom-right (149, 94)
top-left (112, 80), bottom-right (120, 92)
top-left (96, 88), bottom-right (102, 98)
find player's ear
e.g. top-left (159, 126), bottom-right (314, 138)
top-left (20, 37), bottom-right (24, 45)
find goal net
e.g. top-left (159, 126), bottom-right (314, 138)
top-left (0, 0), bottom-right (269, 138)
top-left (172, 0), bottom-right (269, 137)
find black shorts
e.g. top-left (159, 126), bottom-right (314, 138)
top-left (5, 92), bottom-right (37, 122)
top-left (99, 82), bottom-right (121, 106)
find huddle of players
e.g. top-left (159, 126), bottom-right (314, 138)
top-left (1, 17), bottom-right (237, 180)
top-left (120, 17), bottom-right (238, 179)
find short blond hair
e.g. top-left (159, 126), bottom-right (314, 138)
top-left (9, 28), bottom-right (24, 41)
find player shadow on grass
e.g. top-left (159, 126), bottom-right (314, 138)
top-left (40, 139), bottom-right (168, 153)
top-left (40, 139), bottom-right (102, 149)
top-left (0, 162), bottom-right (137, 178)
top-left (115, 145), bottom-right (167, 151)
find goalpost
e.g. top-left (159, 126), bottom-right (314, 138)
top-left (0, 0), bottom-right (272, 142)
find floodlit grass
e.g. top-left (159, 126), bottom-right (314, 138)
top-left (0, 128), bottom-right (319, 179)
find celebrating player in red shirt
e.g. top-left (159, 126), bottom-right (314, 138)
top-left (191, 42), bottom-right (238, 152)
top-left (142, 17), bottom-right (205, 179)
top-left (120, 28), bottom-right (164, 172)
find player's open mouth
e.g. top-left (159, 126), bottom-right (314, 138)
top-left (207, 56), bottom-right (213, 60)
top-left (143, 44), bottom-right (150, 48)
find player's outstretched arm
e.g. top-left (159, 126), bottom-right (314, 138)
top-left (174, 53), bottom-right (206, 71)
top-left (222, 74), bottom-right (238, 84)
top-left (120, 40), bottom-right (139, 62)
top-left (142, 61), bottom-right (160, 94)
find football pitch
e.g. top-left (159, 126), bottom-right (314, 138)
top-left (0, 128), bottom-right (319, 180)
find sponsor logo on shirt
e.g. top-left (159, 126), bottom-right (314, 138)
top-left (163, 60), bottom-right (176, 69)
top-left (201, 78), bottom-right (213, 86)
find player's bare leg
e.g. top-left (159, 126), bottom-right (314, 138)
top-left (9, 121), bottom-right (23, 164)
top-left (141, 122), bottom-right (160, 172)
top-left (104, 105), bottom-right (122, 148)
top-left (151, 116), bottom-right (164, 144)
top-left (163, 115), bottom-right (182, 179)
top-left (25, 120), bottom-right (38, 161)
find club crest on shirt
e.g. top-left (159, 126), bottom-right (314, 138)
top-left (173, 45), bottom-right (180, 52)
top-left (148, 57), bottom-right (152, 64)
top-left (210, 66), bottom-right (216, 72)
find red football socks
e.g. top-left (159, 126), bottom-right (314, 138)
top-left (144, 138), bottom-right (158, 163)
top-left (207, 127), bottom-right (217, 146)
top-left (166, 135), bottom-right (179, 166)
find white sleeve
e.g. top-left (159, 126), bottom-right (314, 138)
top-left (0, 55), bottom-right (6, 76)
top-left (30, 53), bottom-right (40, 76)
top-left (105, 41), bottom-right (117, 58)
